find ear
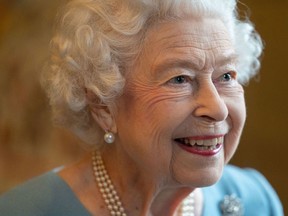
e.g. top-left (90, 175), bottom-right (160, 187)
top-left (86, 89), bottom-right (117, 133)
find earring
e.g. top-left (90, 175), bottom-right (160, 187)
top-left (104, 131), bottom-right (115, 144)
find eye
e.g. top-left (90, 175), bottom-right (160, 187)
top-left (219, 72), bottom-right (234, 82)
top-left (168, 75), bottom-right (190, 85)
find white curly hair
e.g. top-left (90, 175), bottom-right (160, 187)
top-left (42, 0), bottom-right (263, 145)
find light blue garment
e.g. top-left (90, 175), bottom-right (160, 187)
top-left (0, 171), bottom-right (89, 216)
top-left (0, 165), bottom-right (283, 216)
top-left (201, 165), bottom-right (283, 216)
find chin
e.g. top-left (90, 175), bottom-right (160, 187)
top-left (197, 170), bottom-right (223, 187)
top-left (171, 165), bottom-right (224, 188)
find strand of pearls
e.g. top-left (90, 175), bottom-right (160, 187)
top-left (92, 151), bottom-right (195, 216)
top-left (178, 192), bottom-right (195, 216)
top-left (92, 151), bottom-right (127, 216)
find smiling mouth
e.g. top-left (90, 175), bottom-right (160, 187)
top-left (174, 136), bottom-right (224, 155)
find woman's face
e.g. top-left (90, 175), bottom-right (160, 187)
top-left (114, 18), bottom-right (246, 187)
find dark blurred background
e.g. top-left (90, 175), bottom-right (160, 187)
top-left (0, 0), bottom-right (287, 214)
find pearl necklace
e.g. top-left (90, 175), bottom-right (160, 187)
top-left (92, 151), bottom-right (126, 216)
top-left (92, 151), bottom-right (195, 216)
top-left (177, 192), bottom-right (195, 216)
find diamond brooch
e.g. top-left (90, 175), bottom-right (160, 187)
top-left (220, 194), bottom-right (244, 216)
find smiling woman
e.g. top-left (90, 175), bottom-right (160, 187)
top-left (0, 0), bottom-right (284, 215)
top-left (114, 18), bottom-right (243, 189)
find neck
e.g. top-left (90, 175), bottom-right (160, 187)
top-left (150, 188), bottom-right (194, 216)
top-left (99, 146), bottom-right (197, 216)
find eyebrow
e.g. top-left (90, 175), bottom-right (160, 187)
top-left (152, 53), bottom-right (238, 75)
top-left (153, 58), bottom-right (202, 75)
top-left (216, 52), bottom-right (239, 66)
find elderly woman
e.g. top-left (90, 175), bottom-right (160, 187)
top-left (0, 0), bottom-right (283, 215)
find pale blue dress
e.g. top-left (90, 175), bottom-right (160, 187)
top-left (0, 165), bottom-right (284, 216)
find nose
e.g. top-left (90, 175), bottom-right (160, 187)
top-left (193, 82), bottom-right (228, 122)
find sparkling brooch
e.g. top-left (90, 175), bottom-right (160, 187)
top-left (220, 194), bottom-right (244, 216)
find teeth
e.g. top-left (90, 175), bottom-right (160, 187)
top-left (211, 138), bottom-right (218, 146)
top-left (202, 139), bottom-right (211, 146)
top-left (183, 136), bottom-right (224, 147)
top-left (196, 139), bottom-right (204, 146)
top-left (189, 140), bottom-right (196, 146)
top-left (217, 137), bottom-right (223, 144)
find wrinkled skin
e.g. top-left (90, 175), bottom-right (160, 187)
top-left (82, 17), bottom-right (247, 215)
top-left (112, 18), bottom-right (246, 188)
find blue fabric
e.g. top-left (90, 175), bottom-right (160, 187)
top-left (0, 165), bottom-right (283, 216)
top-left (202, 165), bottom-right (283, 216)
top-left (0, 172), bottom-right (90, 216)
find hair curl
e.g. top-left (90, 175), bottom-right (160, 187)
top-left (42, 0), bottom-right (263, 145)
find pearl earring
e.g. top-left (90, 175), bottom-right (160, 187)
top-left (104, 131), bottom-right (115, 144)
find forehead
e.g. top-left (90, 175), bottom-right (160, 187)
top-left (140, 18), bottom-right (236, 71)
top-left (146, 17), bottom-right (233, 49)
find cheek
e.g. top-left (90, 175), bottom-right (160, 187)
top-left (115, 85), bottom-right (193, 176)
top-left (230, 86), bottom-right (246, 128)
top-left (121, 82), bottom-right (192, 132)
top-left (116, 83), bottom-right (194, 160)
top-left (222, 87), bottom-right (246, 162)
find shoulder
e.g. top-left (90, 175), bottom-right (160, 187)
top-left (202, 165), bottom-right (284, 216)
top-left (0, 171), bottom-right (90, 216)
